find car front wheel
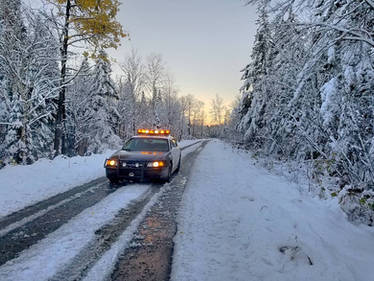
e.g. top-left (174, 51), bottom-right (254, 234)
top-left (163, 163), bottom-right (172, 183)
top-left (109, 177), bottom-right (119, 186)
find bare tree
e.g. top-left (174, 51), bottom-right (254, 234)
top-left (145, 54), bottom-right (165, 112)
top-left (210, 94), bottom-right (225, 125)
top-left (118, 50), bottom-right (145, 136)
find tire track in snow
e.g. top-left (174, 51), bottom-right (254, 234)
top-left (0, 140), bottom-right (203, 269)
top-left (109, 141), bottom-right (209, 281)
top-left (0, 180), bottom-right (115, 266)
top-left (0, 177), bottom-right (107, 232)
top-left (48, 185), bottom-right (161, 281)
top-left (49, 141), bottom-right (207, 281)
top-left (0, 141), bottom-right (201, 235)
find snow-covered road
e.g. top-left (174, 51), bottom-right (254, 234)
top-left (1, 139), bottom-right (373, 281)
top-left (171, 140), bottom-right (374, 281)
top-left (0, 185), bottom-right (150, 281)
top-left (0, 139), bottom-right (203, 281)
top-left (0, 139), bottom-right (200, 218)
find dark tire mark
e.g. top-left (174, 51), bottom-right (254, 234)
top-left (111, 141), bottom-right (208, 281)
top-left (49, 184), bottom-right (161, 281)
top-left (0, 181), bottom-right (116, 266)
top-left (0, 177), bottom-right (107, 230)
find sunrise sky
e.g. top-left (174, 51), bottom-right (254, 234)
top-left (110, 0), bottom-right (258, 110)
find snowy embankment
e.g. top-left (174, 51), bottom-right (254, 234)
top-left (0, 140), bottom-right (200, 218)
top-left (179, 139), bottom-right (201, 148)
top-left (171, 140), bottom-right (374, 281)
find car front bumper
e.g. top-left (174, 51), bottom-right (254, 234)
top-left (106, 165), bottom-right (169, 182)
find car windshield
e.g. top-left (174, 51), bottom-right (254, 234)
top-left (123, 138), bottom-right (169, 152)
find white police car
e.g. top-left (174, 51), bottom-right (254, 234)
top-left (104, 129), bottom-right (181, 184)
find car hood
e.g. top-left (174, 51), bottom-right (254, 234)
top-left (110, 150), bottom-right (169, 161)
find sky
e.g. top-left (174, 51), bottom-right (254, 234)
top-left (109, 0), bottom-right (258, 109)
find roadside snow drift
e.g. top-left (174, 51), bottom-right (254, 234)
top-left (171, 140), bottom-right (374, 281)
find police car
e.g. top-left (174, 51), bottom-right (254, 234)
top-left (104, 129), bottom-right (181, 184)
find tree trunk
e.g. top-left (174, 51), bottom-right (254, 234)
top-left (188, 106), bottom-right (191, 136)
top-left (54, 0), bottom-right (71, 156)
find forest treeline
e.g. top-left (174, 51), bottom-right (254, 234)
top-left (0, 0), bottom-right (230, 167)
top-left (231, 0), bottom-right (374, 224)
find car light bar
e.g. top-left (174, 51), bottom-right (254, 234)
top-left (137, 129), bottom-right (170, 136)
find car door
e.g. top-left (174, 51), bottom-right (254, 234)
top-left (173, 139), bottom-right (181, 163)
top-left (170, 138), bottom-right (179, 170)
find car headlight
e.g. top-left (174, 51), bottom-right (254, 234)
top-left (105, 159), bottom-right (118, 167)
top-left (147, 161), bottom-right (165, 168)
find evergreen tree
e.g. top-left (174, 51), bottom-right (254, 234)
top-left (0, 4), bottom-right (59, 164)
top-left (239, 0), bottom-right (273, 146)
top-left (65, 57), bottom-right (92, 155)
top-left (235, 0), bottom-right (374, 224)
top-left (86, 51), bottom-right (121, 154)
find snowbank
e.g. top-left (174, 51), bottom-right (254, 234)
top-left (178, 139), bottom-right (201, 147)
top-left (171, 140), bottom-right (374, 281)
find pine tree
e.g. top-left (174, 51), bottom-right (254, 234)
top-left (235, 0), bottom-right (374, 224)
top-left (65, 57), bottom-right (92, 155)
top-left (0, 3), bottom-right (59, 164)
top-left (238, 0), bottom-right (273, 146)
top-left (86, 51), bottom-right (121, 154)
top-left (263, 9), bottom-right (307, 156)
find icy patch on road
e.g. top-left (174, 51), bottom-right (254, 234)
top-left (171, 140), bottom-right (374, 281)
top-left (0, 184), bottom-right (149, 281)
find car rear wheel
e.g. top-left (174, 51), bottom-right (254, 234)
top-left (175, 157), bottom-right (181, 173)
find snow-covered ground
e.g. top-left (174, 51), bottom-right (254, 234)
top-left (4, 139), bottom-right (371, 281)
top-left (171, 140), bottom-right (374, 281)
top-left (0, 140), bottom-right (200, 218)
top-left (0, 185), bottom-right (149, 281)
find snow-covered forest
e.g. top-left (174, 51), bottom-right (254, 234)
top-left (2, 0), bottom-right (373, 225)
top-left (0, 0), bottom-right (210, 167)
top-left (233, 0), bottom-right (374, 224)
